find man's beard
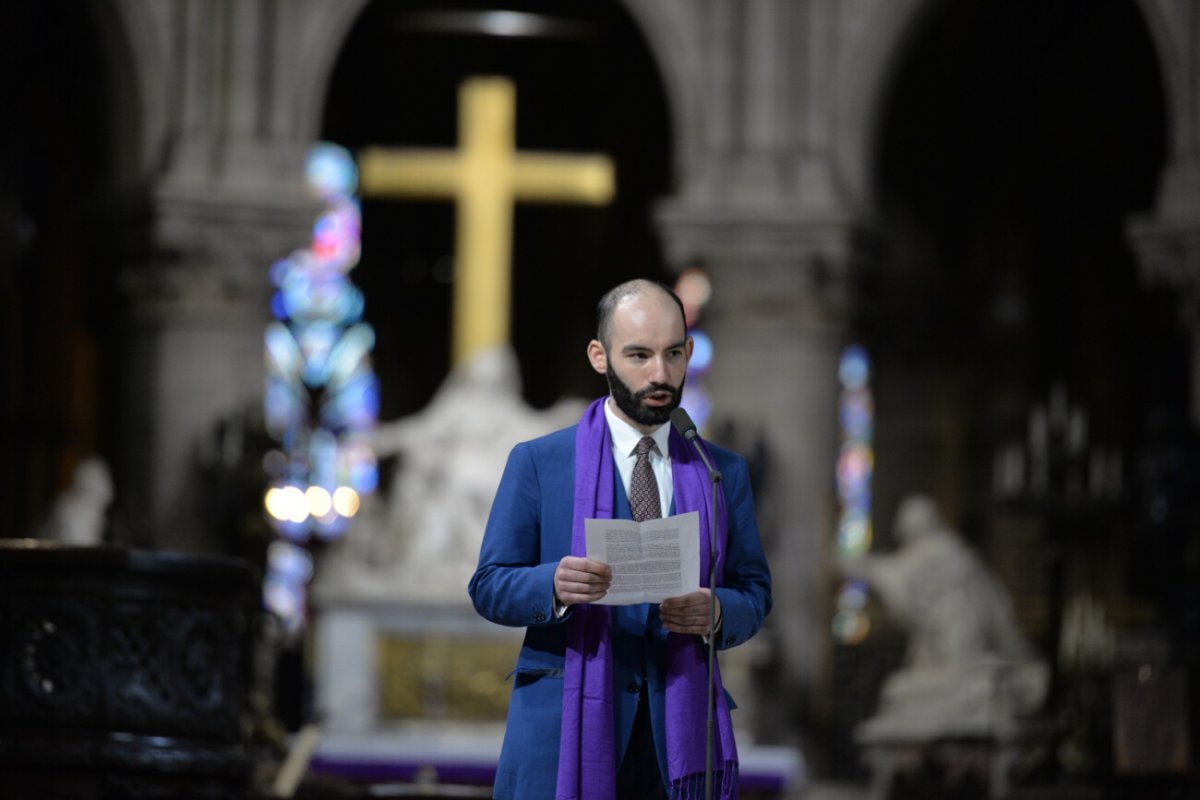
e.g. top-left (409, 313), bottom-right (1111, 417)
top-left (605, 363), bottom-right (685, 427)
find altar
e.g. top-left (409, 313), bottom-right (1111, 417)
top-left (309, 591), bottom-right (804, 797)
top-left (313, 594), bottom-right (522, 735)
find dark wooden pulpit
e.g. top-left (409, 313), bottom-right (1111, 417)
top-left (0, 540), bottom-right (258, 799)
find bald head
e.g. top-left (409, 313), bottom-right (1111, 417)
top-left (596, 280), bottom-right (687, 351)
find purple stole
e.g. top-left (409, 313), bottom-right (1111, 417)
top-left (555, 397), bottom-right (739, 799)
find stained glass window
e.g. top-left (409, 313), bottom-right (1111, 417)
top-left (261, 143), bottom-right (379, 632)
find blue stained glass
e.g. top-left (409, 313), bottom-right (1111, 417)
top-left (265, 323), bottom-right (303, 378)
top-left (838, 512), bottom-right (872, 553)
top-left (269, 256), bottom-right (296, 287)
top-left (271, 292), bottom-right (290, 321)
top-left (839, 345), bottom-right (870, 390)
top-left (308, 430), bottom-right (338, 484)
top-left (322, 373), bottom-right (380, 431)
top-left (265, 379), bottom-right (302, 435)
top-left (688, 330), bottom-right (714, 375)
top-left (328, 325), bottom-right (375, 383)
top-left (268, 540), bottom-right (314, 583)
top-left (834, 344), bottom-right (874, 644)
top-left (837, 581), bottom-right (869, 611)
top-left (840, 391), bottom-right (874, 440)
top-left (263, 141), bottom-right (378, 630)
top-left (307, 143), bottom-right (358, 200)
top-left (680, 386), bottom-right (711, 433)
top-left (298, 323), bottom-right (342, 386)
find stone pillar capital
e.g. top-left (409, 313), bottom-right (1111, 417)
top-left (657, 202), bottom-right (878, 334)
top-left (1129, 158), bottom-right (1200, 317)
top-left (119, 186), bottom-right (319, 329)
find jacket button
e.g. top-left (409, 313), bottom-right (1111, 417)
top-left (626, 681), bottom-right (640, 694)
top-left (724, 635), bottom-right (736, 647)
top-left (533, 610), bottom-right (546, 623)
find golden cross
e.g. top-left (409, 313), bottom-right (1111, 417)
top-left (358, 76), bottom-right (615, 366)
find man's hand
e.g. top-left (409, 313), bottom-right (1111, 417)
top-left (660, 588), bottom-right (721, 635)
top-left (554, 556), bottom-right (612, 606)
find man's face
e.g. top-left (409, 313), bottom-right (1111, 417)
top-left (604, 358), bottom-right (686, 427)
top-left (588, 291), bottom-right (692, 432)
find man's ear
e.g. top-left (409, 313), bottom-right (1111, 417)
top-left (587, 339), bottom-right (608, 374)
top-left (685, 335), bottom-right (695, 361)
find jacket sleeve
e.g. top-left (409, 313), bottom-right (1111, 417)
top-left (468, 442), bottom-right (562, 628)
top-left (711, 452), bottom-right (773, 651)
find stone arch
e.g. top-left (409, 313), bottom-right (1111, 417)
top-left (617, 1), bottom-right (699, 189)
top-left (1132, 0), bottom-right (1188, 161)
top-left (839, 0), bottom-right (1173, 213)
top-left (291, 0), bottom-right (375, 144)
top-left (102, 0), bottom-right (164, 187)
top-left (289, 0), bottom-right (684, 184)
top-left (830, 0), bottom-right (936, 210)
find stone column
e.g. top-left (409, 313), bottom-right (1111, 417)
top-left (656, 0), bottom-right (877, 742)
top-left (117, 191), bottom-right (313, 553)
top-left (659, 204), bottom-right (871, 727)
top-left (114, 0), bottom-right (319, 551)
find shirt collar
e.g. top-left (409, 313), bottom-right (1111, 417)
top-left (603, 397), bottom-right (671, 458)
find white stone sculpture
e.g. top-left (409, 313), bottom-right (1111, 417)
top-left (315, 345), bottom-right (585, 603)
top-left (38, 456), bottom-right (114, 546)
top-left (840, 495), bottom-right (1049, 743)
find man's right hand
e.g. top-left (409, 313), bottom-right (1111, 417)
top-left (553, 556), bottom-right (612, 606)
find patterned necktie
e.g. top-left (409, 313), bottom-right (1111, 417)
top-left (630, 436), bottom-right (662, 522)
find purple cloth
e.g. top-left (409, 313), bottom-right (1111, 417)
top-left (556, 397), bottom-right (739, 800)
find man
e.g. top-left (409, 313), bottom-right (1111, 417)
top-left (469, 279), bottom-right (772, 799)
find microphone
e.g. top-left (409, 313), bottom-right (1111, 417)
top-left (669, 406), bottom-right (720, 800)
top-left (669, 408), bottom-right (722, 483)
top-left (669, 406), bottom-right (699, 440)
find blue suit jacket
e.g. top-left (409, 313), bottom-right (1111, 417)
top-left (468, 425), bottom-right (773, 799)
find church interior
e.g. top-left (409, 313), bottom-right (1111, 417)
top-left (2, 0), bottom-right (1198, 798)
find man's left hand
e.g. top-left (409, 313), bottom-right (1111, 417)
top-left (660, 588), bottom-right (721, 635)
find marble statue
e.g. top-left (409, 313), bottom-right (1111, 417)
top-left (315, 345), bottom-right (585, 602)
top-left (840, 495), bottom-right (1049, 743)
top-left (38, 456), bottom-right (114, 546)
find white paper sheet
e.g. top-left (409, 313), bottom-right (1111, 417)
top-left (584, 510), bottom-right (700, 605)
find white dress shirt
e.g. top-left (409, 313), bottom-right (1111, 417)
top-left (603, 398), bottom-right (672, 516)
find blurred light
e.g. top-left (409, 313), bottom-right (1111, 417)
top-left (832, 610), bottom-right (871, 644)
top-left (392, 10), bottom-right (595, 39)
top-left (838, 513), bottom-right (873, 553)
top-left (333, 486), bottom-right (361, 517)
top-left (265, 484), bottom-right (310, 524)
top-left (305, 485), bottom-right (333, 518)
top-left (837, 581), bottom-right (870, 611)
top-left (306, 143), bottom-right (358, 200)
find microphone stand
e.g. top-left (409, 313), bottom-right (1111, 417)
top-left (686, 433), bottom-right (721, 800)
